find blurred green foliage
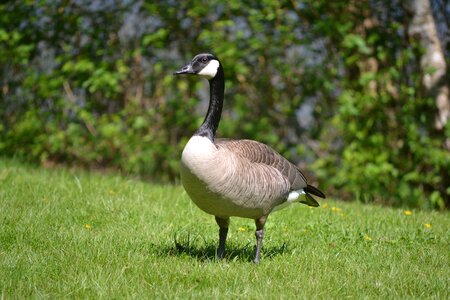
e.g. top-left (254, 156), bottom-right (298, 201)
top-left (0, 1), bottom-right (449, 208)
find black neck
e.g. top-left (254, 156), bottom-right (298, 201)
top-left (195, 65), bottom-right (224, 141)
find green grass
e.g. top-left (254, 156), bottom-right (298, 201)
top-left (0, 159), bottom-right (449, 299)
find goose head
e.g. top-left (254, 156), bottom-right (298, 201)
top-left (174, 53), bottom-right (221, 80)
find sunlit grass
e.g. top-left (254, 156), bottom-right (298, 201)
top-left (0, 159), bottom-right (449, 298)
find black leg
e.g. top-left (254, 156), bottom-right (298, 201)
top-left (215, 216), bottom-right (229, 259)
top-left (253, 216), bottom-right (267, 264)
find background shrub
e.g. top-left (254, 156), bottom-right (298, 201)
top-left (0, 1), bottom-right (449, 208)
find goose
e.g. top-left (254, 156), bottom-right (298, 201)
top-left (174, 53), bottom-right (325, 263)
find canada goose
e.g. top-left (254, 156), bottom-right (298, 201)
top-left (174, 53), bottom-right (325, 263)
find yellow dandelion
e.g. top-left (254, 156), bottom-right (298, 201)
top-left (364, 234), bottom-right (372, 241)
top-left (238, 227), bottom-right (246, 232)
top-left (322, 203), bottom-right (329, 209)
top-left (331, 206), bottom-right (342, 212)
top-left (404, 210), bottom-right (413, 216)
top-left (423, 223), bottom-right (432, 229)
top-left (85, 224), bottom-right (91, 230)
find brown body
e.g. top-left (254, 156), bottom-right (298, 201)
top-left (181, 136), bottom-right (313, 219)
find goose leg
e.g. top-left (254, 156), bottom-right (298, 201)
top-left (215, 216), bottom-right (229, 259)
top-left (254, 216), bottom-right (267, 264)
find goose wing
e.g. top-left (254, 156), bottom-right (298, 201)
top-left (215, 138), bottom-right (324, 207)
top-left (215, 139), bottom-right (307, 190)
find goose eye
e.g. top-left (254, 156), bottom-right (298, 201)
top-left (201, 57), bottom-right (208, 63)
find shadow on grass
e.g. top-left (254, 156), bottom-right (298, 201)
top-left (159, 232), bottom-right (290, 263)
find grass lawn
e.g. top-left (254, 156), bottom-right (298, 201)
top-left (0, 159), bottom-right (449, 299)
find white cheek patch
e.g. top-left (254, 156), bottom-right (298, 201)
top-left (198, 60), bottom-right (220, 79)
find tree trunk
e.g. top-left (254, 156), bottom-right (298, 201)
top-left (407, 0), bottom-right (449, 134)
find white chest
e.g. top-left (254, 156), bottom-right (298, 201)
top-left (181, 136), bottom-right (217, 172)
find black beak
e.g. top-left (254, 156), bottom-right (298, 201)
top-left (174, 63), bottom-right (194, 75)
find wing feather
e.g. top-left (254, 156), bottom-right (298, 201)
top-left (215, 138), bottom-right (308, 191)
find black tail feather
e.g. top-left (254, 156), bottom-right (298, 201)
top-left (299, 193), bottom-right (320, 207)
top-left (305, 185), bottom-right (326, 199)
